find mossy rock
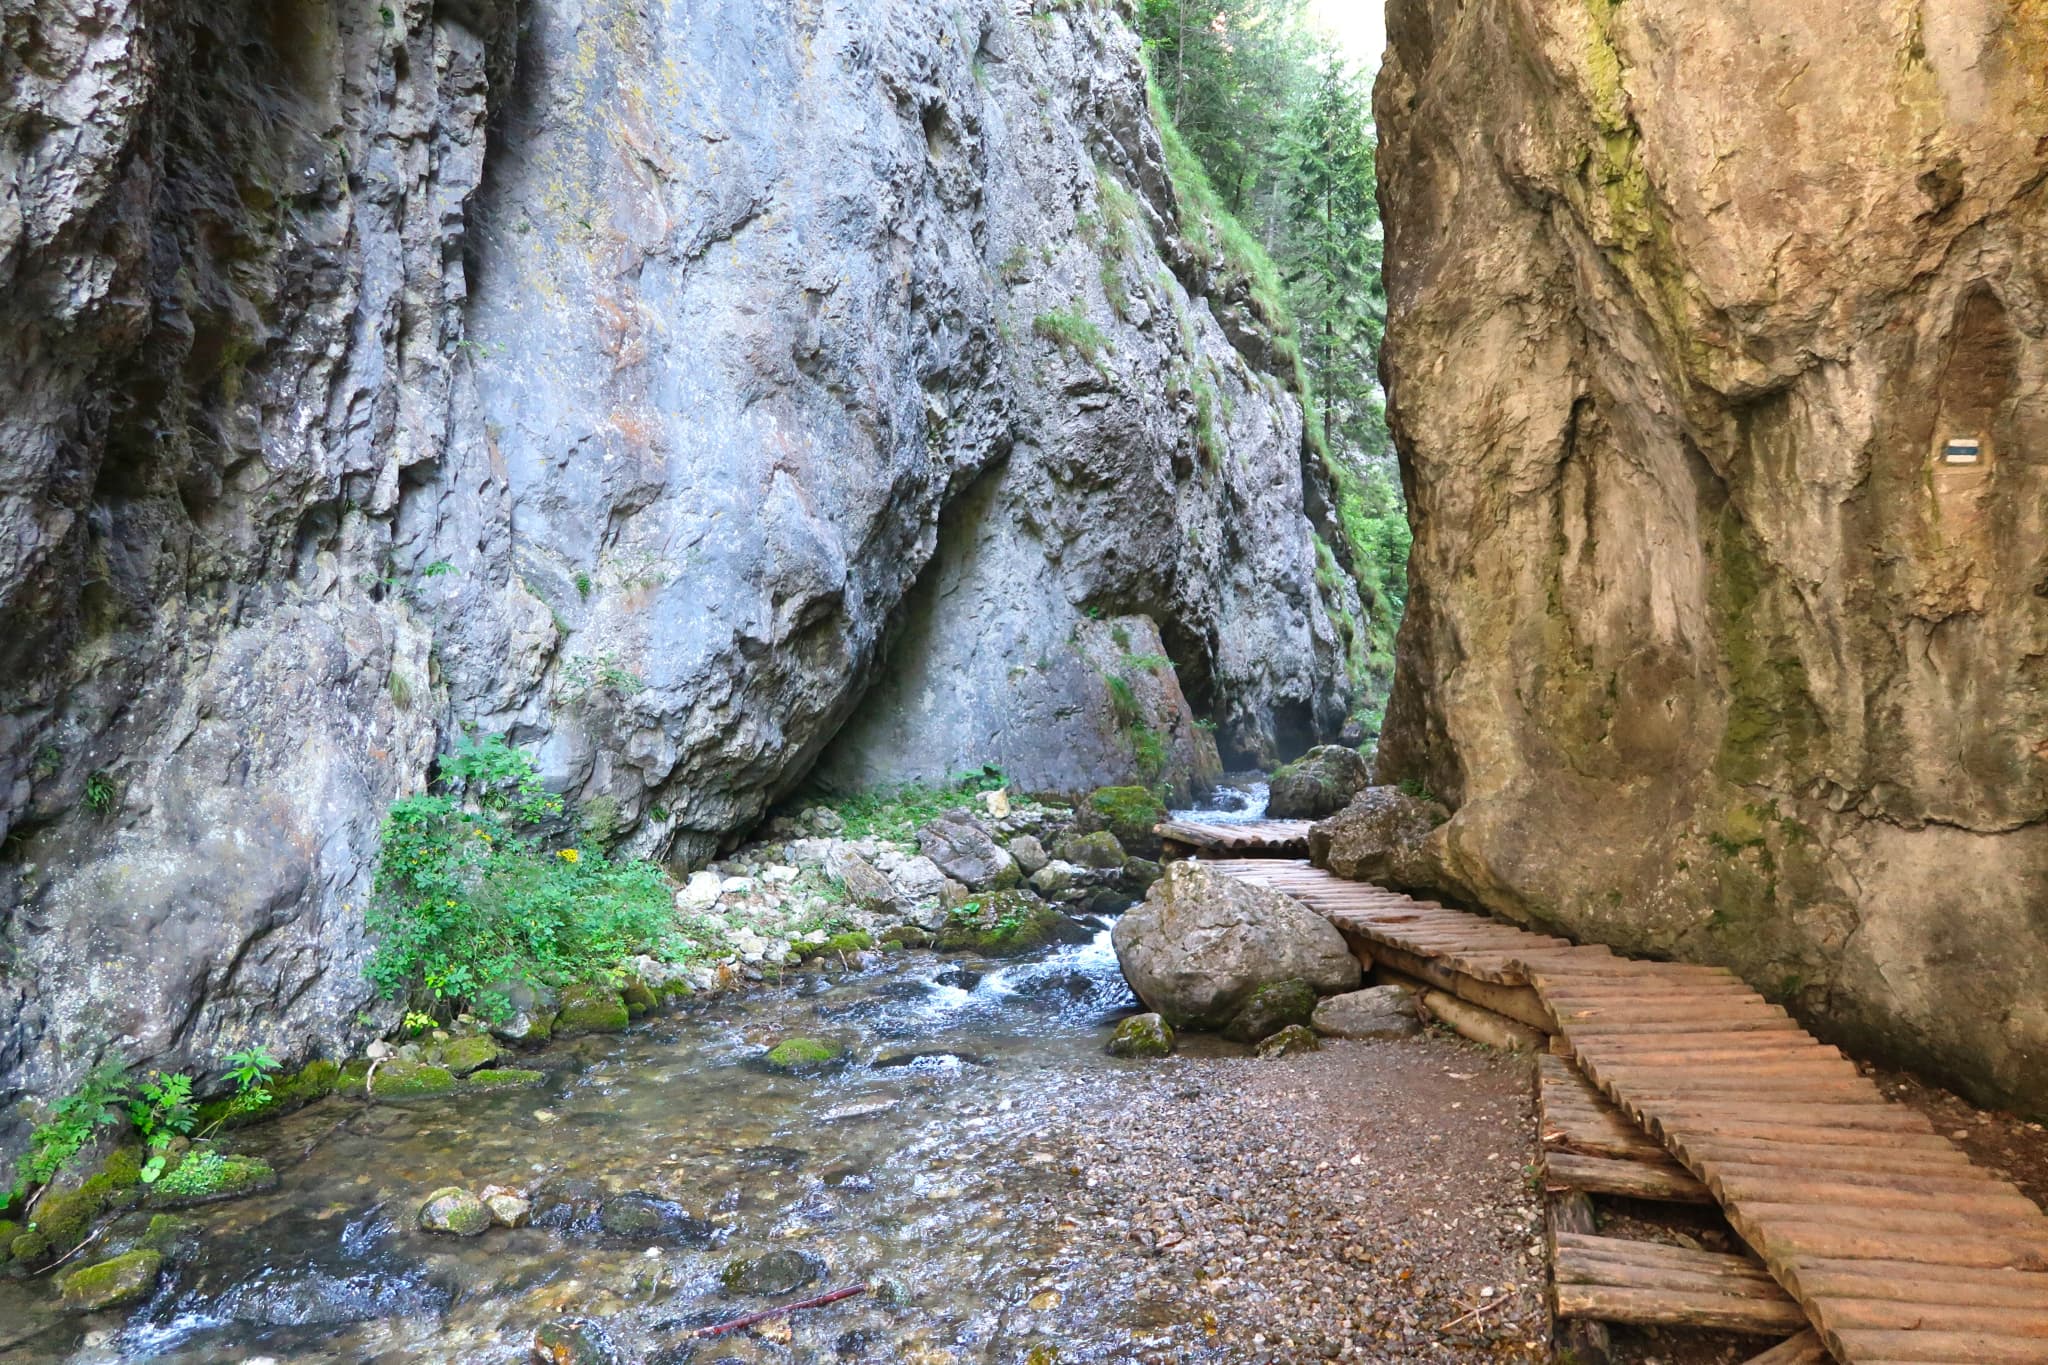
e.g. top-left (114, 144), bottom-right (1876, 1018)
top-left (33, 1179), bottom-right (120, 1255)
top-left (1054, 830), bottom-right (1126, 870)
top-left (10, 1227), bottom-right (52, 1267)
top-left (60, 1249), bottom-right (160, 1312)
top-left (369, 1059), bottom-right (459, 1099)
top-left (620, 978), bottom-right (657, 1017)
top-left (1122, 856), bottom-right (1163, 889)
top-left (813, 930), bottom-right (873, 958)
top-left (764, 1038), bottom-right (844, 1075)
top-left (199, 1058), bottom-right (342, 1131)
top-left (418, 1186), bottom-right (491, 1237)
top-left (879, 926), bottom-right (932, 949)
top-left (1256, 1024), bottom-right (1321, 1058)
top-left (147, 1152), bottom-right (277, 1206)
top-left (101, 1145), bottom-right (146, 1188)
top-left (464, 1067), bottom-right (546, 1091)
top-left (555, 984), bottom-right (630, 1036)
top-left (137, 1213), bottom-right (200, 1257)
top-left (1080, 786), bottom-right (1166, 857)
top-left (1107, 1013), bottom-right (1176, 1059)
top-left (437, 1034), bottom-right (502, 1076)
top-left (1266, 746), bottom-right (1371, 820)
top-left (1223, 978), bottom-right (1318, 1044)
top-left (934, 891), bottom-right (1091, 957)
top-left (0, 1218), bottom-right (18, 1267)
top-left (339, 1057), bottom-right (374, 1092)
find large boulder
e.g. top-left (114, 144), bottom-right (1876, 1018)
top-left (1111, 861), bottom-right (1360, 1030)
top-left (1266, 746), bottom-right (1372, 819)
top-left (918, 809), bottom-right (1019, 891)
top-left (1309, 787), bottom-right (1450, 888)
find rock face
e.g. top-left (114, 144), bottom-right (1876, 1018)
top-left (1376, 0), bottom-right (2048, 1112)
top-left (1266, 746), bottom-right (1372, 819)
top-left (1112, 860), bottom-right (1360, 1030)
top-left (1308, 787), bottom-right (1448, 889)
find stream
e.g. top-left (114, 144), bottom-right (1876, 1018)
top-left (0, 920), bottom-right (1259, 1364)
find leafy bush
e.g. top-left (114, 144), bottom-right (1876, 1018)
top-left (825, 769), bottom-right (1010, 844)
top-left (366, 739), bottom-right (679, 1017)
top-left (10, 1058), bottom-right (129, 1200)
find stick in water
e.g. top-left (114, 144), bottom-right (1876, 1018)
top-left (690, 1284), bottom-right (869, 1339)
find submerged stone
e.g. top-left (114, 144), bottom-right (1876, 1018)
top-left (60, 1249), bottom-right (160, 1312)
top-left (465, 1066), bottom-right (546, 1090)
top-left (595, 1193), bottom-right (712, 1244)
top-left (480, 1184), bottom-right (533, 1228)
top-left (1106, 1013), bottom-right (1176, 1059)
top-left (418, 1186), bottom-right (490, 1237)
top-left (720, 1246), bottom-right (824, 1296)
top-left (532, 1317), bottom-right (621, 1365)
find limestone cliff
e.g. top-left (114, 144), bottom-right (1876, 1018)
top-left (1377, 0), bottom-right (2048, 1111)
top-left (0, 0), bottom-right (1352, 1141)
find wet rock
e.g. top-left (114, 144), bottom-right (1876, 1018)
top-left (1223, 978), bottom-right (1318, 1043)
top-left (532, 1318), bottom-right (621, 1365)
top-left (1312, 985), bottom-right (1421, 1040)
top-left (1267, 746), bottom-right (1372, 819)
top-left (418, 1187), bottom-right (491, 1237)
top-left (1308, 787), bottom-right (1449, 889)
top-left (369, 1059), bottom-right (459, 1099)
top-left (1107, 1013), bottom-right (1176, 1058)
top-left (874, 1048), bottom-right (991, 1068)
top-left (720, 1247), bottom-right (824, 1296)
top-left (934, 966), bottom-right (983, 991)
top-left (879, 926), bottom-right (933, 949)
top-left (1111, 860), bottom-right (1360, 1030)
top-left (764, 1038), bottom-right (846, 1074)
top-left (1257, 1024), bottom-right (1322, 1058)
top-left (555, 984), bottom-right (630, 1036)
top-left (1077, 786), bottom-right (1167, 858)
top-left (437, 1034), bottom-right (501, 1076)
top-left (1007, 834), bottom-right (1051, 875)
top-left (596, 1194), bottom-right (713, 1244)
top-left (480, 1184), bottom-right (533, 1228)
top-left (934, 891), bottom-right (1091, 957)
top-left (1055, 830), bottom-right (1126, 870)
top-left (60, 1249), bottom-right (160, 1312)
top-left (918, 808), bottom-right (1019, 890)
top-left (1030, 861), bottom-right (1078, 897)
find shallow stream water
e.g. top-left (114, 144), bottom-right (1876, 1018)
top-left (0, 922), bottom-right (1251, 1365)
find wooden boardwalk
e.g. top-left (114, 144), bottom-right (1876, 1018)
top-left (1208, 859), bottom-right (2048, 1365)
top-left (1154, 818), bottom-right (1312, 857)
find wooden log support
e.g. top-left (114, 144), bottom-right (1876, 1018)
top-left (1553, 1233), bottom-right (1810, 1336)
top-left (1418, 988), bottom-right (1545, 1053)
top-left (1548, 1192), bottom-right (1613, 1365)
top-left (1741, 1332), bottom-right (1829, 1365)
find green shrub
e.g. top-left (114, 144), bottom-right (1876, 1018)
top-left (366, 738), bottom-right (680, 1017)
top-left (10, 1058), bottom-right (129, 1201)
top-left (821, 769), bottom-right (1009, 844)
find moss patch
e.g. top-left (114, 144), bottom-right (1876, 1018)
top-left (437, 1035), bottom-right (501, 1076)
top-left (935, 892), bottom-right (1089, 957)
top-left (764, 1038), bottom-right (844, 1074)
top-left (148, 1151), bottom-right (276, 1206)
top-left (1082, 786), bottom-right (1166, 855)
top-left (464, 1067), bottom-right (546, 1090)
top-left (60, 1249), bottom-right (161, 1312)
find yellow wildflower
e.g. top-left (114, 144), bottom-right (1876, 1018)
top-left (558, 848), bottom-right (580, 864)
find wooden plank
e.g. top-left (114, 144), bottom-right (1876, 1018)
top-left (1555, 1284), bottom-right (1810, 1335)
top-left (1546, 1150), bottom-right (1712, 1203)
top-left (1417, 989), bottom-right (1544, 1052)
top-left (1549, 1193), bottom-right (1613, 1365)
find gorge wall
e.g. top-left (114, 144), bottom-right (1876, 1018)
top-left (0, 0), bottom-right (1354, 1143)
top-left (1377, 0), bottom-right (2048, 1112)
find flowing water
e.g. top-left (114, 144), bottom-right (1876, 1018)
top-left (0, 925), bottom-right (1254, 1364)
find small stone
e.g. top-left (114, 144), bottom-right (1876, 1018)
top-left (60, 1250), bottom-right (161, 1312)
top-left (365, 1040), bottom-right (394, 1061)
top-left (418, 1187), bottom-right (491, 1237)
top-left (761, 864), bottom-right (798, 885)
top-left (1030, 861), bottom-right (1075, 896)
top-left (438, 1034), bottom-right (501, 1076)
top-left (479, 1185), bottom-right (532, 1228)
top-left (721, 875), bottom-right (756, 896)
top-left (1107, 1013), bottom-right (1176, 1059)
top-left (981, 788), bottom-right (1013, 819)
top-left (1257, 1024), bottom-right (1322, 1057)
top-left (465, 1067), bottom-right (546, 1090)
top-left (805, 806), bottom-right (846, 834)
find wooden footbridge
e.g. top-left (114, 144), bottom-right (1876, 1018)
top-left (1208, 858), bottom-right (2048, 1365)
top-left (1154, 817), bottom-right (1313, 859)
